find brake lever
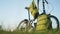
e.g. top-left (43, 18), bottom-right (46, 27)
top-left (45, 0), bottom-right (48, 4)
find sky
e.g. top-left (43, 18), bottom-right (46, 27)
top-left (0, 0), bottom-right (60, 30)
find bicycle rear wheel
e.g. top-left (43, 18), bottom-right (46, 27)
top-left (17, 19), bottom-right (29, 32)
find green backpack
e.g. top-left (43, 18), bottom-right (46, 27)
top-left (36, 14), bottom-right (51, 31)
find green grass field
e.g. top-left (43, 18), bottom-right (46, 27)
top-left (0, 29), bottom-right (60, 34)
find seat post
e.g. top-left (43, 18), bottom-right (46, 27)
top-left (25, 7), bottom-right (30, 21)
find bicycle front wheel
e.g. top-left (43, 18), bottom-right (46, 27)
top-left (49, 15), bottom-right (59, 32)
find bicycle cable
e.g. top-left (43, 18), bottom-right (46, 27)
top-left (46, 1), bottom-right (54, 14)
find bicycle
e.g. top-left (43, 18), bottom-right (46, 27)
top-left (17, 0), bottom-right (59, 32)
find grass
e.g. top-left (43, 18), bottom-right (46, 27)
top-left (0, 29), bottom-right (60, 34)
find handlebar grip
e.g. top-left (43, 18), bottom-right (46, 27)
top-left (45, 0), bottom-right (48, 4)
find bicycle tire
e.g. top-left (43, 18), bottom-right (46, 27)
top-left (17, 19), bottom-right (29, 32)
top-left (49, 15), bottom-right (59, 32)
